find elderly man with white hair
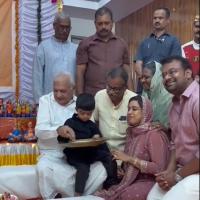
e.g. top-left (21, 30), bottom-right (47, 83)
top-left (36, 73), bottom-right (106, 199)
top-left (32, 11), bottom-right (77, 104)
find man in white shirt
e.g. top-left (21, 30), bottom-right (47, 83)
top-left (35, 73), bottom-right (106, 199)
top-left (93, 67), bottom-right (137, 151)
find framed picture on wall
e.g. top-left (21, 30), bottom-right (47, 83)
top-left (71, 35), bottom-right (86, 44)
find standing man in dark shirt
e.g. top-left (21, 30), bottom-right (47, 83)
top-left (135, 7), bottom-right (181, 93)
top-left (76, 6), bottom-right (133, 96)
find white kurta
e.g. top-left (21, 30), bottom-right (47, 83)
top-left (32, 37), bottom-right (78, 103)
top-left (35, 93), bottom-right (106, 199)
top-left (93, 89), bottom-right (137, 151)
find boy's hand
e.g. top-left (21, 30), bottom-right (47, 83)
top-left (92, 134), bottom-right (100, 139)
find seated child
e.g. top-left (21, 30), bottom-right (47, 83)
top-left (57, 93), bottom-right (118, 196)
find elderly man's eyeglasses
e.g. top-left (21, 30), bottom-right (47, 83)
top-left (57, 25), bottom-right (71, 33)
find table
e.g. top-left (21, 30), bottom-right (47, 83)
top-left (0, 165), bottom-right (40, 200)
top-left (0, 142), bottom-right (39, 166)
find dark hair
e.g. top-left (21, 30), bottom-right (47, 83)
top-left (95, 6), bottom-right (113, 21)
top-left (76, 93), bottom-right (95, 111)
top-left (129, 95), bottom-right (143, 109)
top-left (107, 67), bottom-right (128, 85)
top-left (155, 7), bottom-right (170, 18)
top-left (161, 55), bottom-right (192, 71)
top-left (143, 61), bottom-right (156, 76)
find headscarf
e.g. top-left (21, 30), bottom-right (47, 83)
top-left (96, 97), bottom-right (162, 199)
top-left (142, 61), bottom-right (172, 128)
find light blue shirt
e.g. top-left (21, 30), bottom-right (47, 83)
top-left (32, 37), bottom-right (77, 103)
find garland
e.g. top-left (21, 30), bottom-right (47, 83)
top-left (51, 0), bottom-right (63, 12)
top-left (15, 0), bottom-right (20, 101)
top-left (37, 0), bottom-right (42, 44)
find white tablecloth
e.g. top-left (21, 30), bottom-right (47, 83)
top-left (0, 165), bottom-right (40, 200)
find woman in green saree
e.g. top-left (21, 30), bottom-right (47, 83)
top-left (140, 61), bottom-right (172, 130)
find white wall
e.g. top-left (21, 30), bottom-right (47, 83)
top-left (69, 17), bottom-right (115, 44)
top-left (70, 18), bottom-right (95, 43)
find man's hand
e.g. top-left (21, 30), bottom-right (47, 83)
top-left (155, 169), bottom-right (176, 191)
top-left (57, 125), bottom-right (75, 141)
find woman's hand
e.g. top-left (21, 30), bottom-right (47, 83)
top-left (57, 125), bottom-right (75, 141)
top-left (112, 150), bottom-right (130, 162)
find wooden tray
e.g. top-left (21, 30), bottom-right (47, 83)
top-left (60, 138), bottom-right (106, 148)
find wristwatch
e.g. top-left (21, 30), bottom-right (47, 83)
top-left (175, 170), bottom-right (183, 183)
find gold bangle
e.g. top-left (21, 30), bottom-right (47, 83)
top-left (133, 157), bottom-right (138, 166)
top-left (140, 160), bottom-right (148, 172)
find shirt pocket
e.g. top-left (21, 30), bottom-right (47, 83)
top-left (118, 120), bottom-right (128, 134)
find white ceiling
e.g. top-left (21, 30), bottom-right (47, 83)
top-left (63, 0), bottom-right (153, 22)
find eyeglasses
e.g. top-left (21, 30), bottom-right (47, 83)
top-left (106, 85), bottom-right (125, 93)
top-left (56, 24), bottom-right (71, 33)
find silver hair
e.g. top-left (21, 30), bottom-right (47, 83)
top-left (53, 72), bottom-right (74, 86)
top-left (53, 12), bottom-right (71, 24)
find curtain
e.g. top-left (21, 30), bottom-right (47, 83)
top-left (0, 0), bottom-right (57, 101)
top-left (19, 0), bottom-right (57, 102)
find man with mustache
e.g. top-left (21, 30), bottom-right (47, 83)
top-left (76, 6), bottom-right (133, 96)
top-left (182, 15), bottom-right (200, 82)
top-left (92, 67), bottom-right (137, 152)
top-left (135, 7), bottom-right (181, 93)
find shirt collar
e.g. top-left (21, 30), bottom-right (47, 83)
top-left (150, 32), bottom-right (170, 38)
top-left (51, 92), bottom-right (76, 106)
top-left (107, 89), bottom-right (127, 109)
top-left (192, 40), bottom-right (200, 49)
top-left (93, 32), bottom-right (117, 41)
top-left (172, 81), bottom-right (198, 102)
top-left (52, 36), bottom-right (69, 44)
top-left (182, 81), bottom-right (199, 98)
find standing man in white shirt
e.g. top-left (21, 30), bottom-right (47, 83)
top-left (35, 73), bottom-right (106, 199)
